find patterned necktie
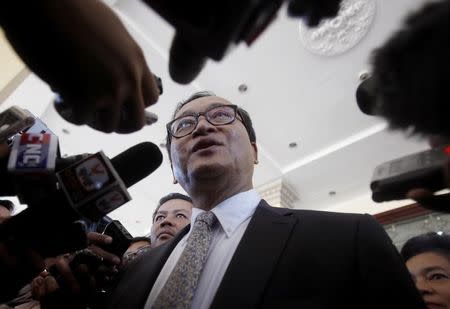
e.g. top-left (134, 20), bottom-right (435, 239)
top-left (153, 211), bottom-right (217, 309)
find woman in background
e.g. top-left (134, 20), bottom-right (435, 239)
top-left (401, 232), bottom-right (450, 309)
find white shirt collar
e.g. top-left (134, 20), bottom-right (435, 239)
top-left (190, 189), bottom-right (261, 238)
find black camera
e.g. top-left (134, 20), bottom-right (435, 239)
top-left (100, 220), bottom-right (133, 258)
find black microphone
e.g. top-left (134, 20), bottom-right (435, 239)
top-left (110, 142), bottom-right (162, 188)
top-left (355, 76), bottom-right (377, 116)
top-left (361, 0), bottom-right (450, 138)
top-left (0, 142), bottom-right (163, 257)
top-left (53, 141), bottom-right (163, 221)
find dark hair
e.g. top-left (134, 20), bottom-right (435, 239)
top-left (165, 91), bottom-right (256, 160)
top-left (370, 0), bottom-right (450, 137)
top-left (152, 192), bottom-right (193, 222)
top-left (401, 232), bottom-right (450, 262)
top-left (0, 199), bottom-right (14, 213)
top-left (130, 236), bottom-right (151, 245)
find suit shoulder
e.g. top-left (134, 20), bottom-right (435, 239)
top-left (285, 207), bottom-right (371, 223)
top-left (261, 200), bottom-right (369, 222)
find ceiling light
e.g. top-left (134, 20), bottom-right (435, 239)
top-left (238, 84), bottom-right (248, 93)
top-left (288, 142), bottom-right (298, 149)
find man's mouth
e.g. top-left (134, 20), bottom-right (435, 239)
top-left (157, 230), bottom-right (174, 239)
top-left (425, 301), bottom-right (445, 309)
top-left (192, 139), bottom-right (222, 153)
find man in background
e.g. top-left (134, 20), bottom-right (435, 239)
top-left (150, 193), bottom-right (193, 248)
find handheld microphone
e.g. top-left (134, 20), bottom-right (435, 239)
top-left (55, 142), bottom-right (163, 221)
top-left (144, 0), bottom-right (343, 84)
top-left (7, 132), bottom-right (59, 204)
top-left (0, 106), bottom-right (35, 144)
top-left (0, 142), bottom-right (163, 257)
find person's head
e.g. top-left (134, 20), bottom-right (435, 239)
top-left (165, 91), bottom-right (258, 208)
top-left (150, 193), bottom-right (193, 248)
top-left (401, 232), bottom-right (450, 308)
top-left (0, 199), bottom-right (14, 222)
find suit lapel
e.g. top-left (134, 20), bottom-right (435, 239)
top-left (210, 200), bottom-right (298, 308)
top-left (106, 225), bottom-right (190, 309)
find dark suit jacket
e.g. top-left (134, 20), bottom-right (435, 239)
top-left (103, 200), bottom-right (425, 309)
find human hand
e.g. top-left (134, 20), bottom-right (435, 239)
top-left (0, 239), bottom-right (46, 303)
top-left (406, 158), bottom-right (450, 213)
top-left (31, 232), bottom-right (121, 308)
top-left (2, 0), bottom-right (160, 133)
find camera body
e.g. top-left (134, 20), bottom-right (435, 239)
top-left (371, 146), bottom-right (449, 202)
top-left (100, 220), bottom-right (133, 257)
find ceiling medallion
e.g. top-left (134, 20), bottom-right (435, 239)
top-left (298, 0), bottom-right (376, 56)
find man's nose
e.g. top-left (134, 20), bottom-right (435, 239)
top-left (192, 115), bottom-right (216, 137)
top-left (160, 217), bottom-right (174, 227)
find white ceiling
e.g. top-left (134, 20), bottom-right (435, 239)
top-left (1, 0), bottom-right (432, 236)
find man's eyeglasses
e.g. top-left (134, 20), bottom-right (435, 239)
top-left (167, 104), bottom-right (240, 138)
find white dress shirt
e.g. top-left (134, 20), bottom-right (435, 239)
top-left (145, 189), bottom-right (261, 309)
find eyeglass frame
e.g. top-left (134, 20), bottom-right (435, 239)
top-left (166, 104), bottom-right (243, 139)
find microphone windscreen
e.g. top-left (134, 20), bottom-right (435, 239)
top-left (356, 77), bottom-right (377, 116)
top-left (169, 33), bottom-right (206, 84)
top-left (111, 142), bottom-right (163, 188)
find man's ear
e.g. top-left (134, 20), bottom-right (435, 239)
top-left (170, 163), bottom-right (178, 184)
top-left (251, 142), bottom-right (258, 164)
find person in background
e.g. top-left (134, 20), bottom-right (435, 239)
top-left (150, 193), bottom-right (193, 248)
top-left (401, 232), bottom-right (450, 309)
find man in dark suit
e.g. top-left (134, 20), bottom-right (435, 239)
top-left (104, 91), bottom-right (424, 309)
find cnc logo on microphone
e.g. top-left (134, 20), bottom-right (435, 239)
top-left (10, 133), bottom-right (57, 172)
top-left (76, 157), bottom-right (110, 191)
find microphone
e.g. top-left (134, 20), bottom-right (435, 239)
top-left (0, 142), bottom-right (163, 257)
top-left (56, 142), bottom-right (163, 221)
top-left (361, 0), bottom-right (450, 137)
top-left (0, 106), bottom-right (35, 143)
top-left (355, 76), bottom-right (377, 116)
top-left (144, 0), bottom-right (342, 84)
top-left (7, 132), bottom-right (59, 204)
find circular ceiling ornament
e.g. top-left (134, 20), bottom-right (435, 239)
top-left (298, 0), bottom-right (376, 56)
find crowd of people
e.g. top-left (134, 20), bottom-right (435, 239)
top-left (0, 0), bottom-right (449, 308)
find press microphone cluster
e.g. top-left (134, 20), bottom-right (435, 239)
top-left (143, 0), bottom-right (342, 84)
top-left (0, 107), bottom-right (163, 256)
